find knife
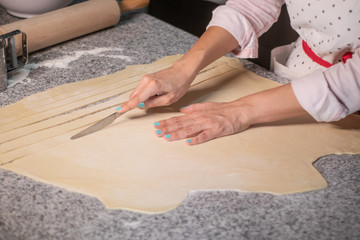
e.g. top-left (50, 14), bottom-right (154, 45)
top-left (71, 111), bottom-right (123, 140)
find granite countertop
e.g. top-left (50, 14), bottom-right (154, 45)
top-left (0, 5), bottom-right (359, 240)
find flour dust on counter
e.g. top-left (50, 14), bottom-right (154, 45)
top-left (0, 55), bottom-right (359, 214)
top-left (36, 47), bottom-right (133, 69)
top-left (5, 47), bottom-right (133, 91)
top-left (7, 64), bottom-right (37, 88)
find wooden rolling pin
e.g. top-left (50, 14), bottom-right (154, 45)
top-left (0, 0), bottom-right (149, 54)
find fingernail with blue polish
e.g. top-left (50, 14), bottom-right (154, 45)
top-left (187, 139), bottom-right (192, 144)
top-left (180, 106), bottom-right (187, 109)
top-left (165, 134), bottom-right (171, 139)
top-left (116, 106), bottom-right (122, 111)
top-left (154, 122), bottom-right (160, 127)
top-left (156, 130), bottom-right (162, 135)
top-left (138, 102), bottom-right (145, 108)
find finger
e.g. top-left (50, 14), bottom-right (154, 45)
top-left (187, 128), bottom-right (218, 145)
top-left (129, 75), bottom-right (154, 99)
top-left (161, 120), bottom-right (205, 142)
top-left (155, 115), bottom-right (195, 134)
top-left (119, 80), bottom-right (159, 113)
top-left (117, 99), bottom-right (143, 113)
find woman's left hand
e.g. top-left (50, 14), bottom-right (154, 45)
top-left (154, 84), bottom-right (308, 145)
top-left (154, 100), bottom-right (252, 145)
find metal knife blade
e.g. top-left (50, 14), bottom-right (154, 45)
top-left (71, 112), bottom-right (123, 140)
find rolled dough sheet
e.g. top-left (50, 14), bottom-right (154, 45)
top-left (1, 55), bottom-right (359, 213)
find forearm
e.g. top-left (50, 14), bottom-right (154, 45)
top-left (239, 83), bottom-right (309, 125)
top-left (176, 26), bottom-right (308, 125)
top-left (174, 26), bottom-right (239, 79)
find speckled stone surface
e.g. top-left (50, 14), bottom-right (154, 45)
top-left (0, 5), bottom-right (359, 240)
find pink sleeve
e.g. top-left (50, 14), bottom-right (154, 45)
top-left (291, 48), bottom-right (360, 122)
top-left (207, 0), bottom-right (284, 58)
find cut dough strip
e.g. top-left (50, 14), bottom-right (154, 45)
top-left (0, 74), bottom-right (141, 129)
top-left (0, 56), bottom-right (179, 122)
top-left (0, 95), bottom-right (125, 145)
top-left (0, 60), bottom-right (240, 164)
top-left (0, 57), bottom-right (231, 133)
top-left (0, 107), bottom-right (115, 165)
top-left (0, 59), bottom-right (237, 139)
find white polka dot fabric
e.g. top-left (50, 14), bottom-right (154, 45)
top-left (208, 0), bottom-right (360, 121)
top-left (285, 0), bottom-right (360, 74)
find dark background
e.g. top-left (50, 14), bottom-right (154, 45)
top-left (148, 0), bottom-right (299, 69)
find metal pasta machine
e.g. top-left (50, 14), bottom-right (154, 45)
top-left (0, 30), bottom-right (28, 92)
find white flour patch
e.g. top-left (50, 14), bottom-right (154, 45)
top-left (37, 47), bottom-right (132, 69)
top-left (5, 48), bottom-right (132, 88)
top-left (7, 64), bottom-right (38, 87)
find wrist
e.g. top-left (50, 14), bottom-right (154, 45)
top-left (174, 50), bottom-right (206, 77)
top-left (225, 99), bottom-right (256, 130)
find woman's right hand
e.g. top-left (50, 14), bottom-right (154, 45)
top-left (119, 62), bottom-right (195, 112)
top-left (119, 26), bottom-right (241, 113)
